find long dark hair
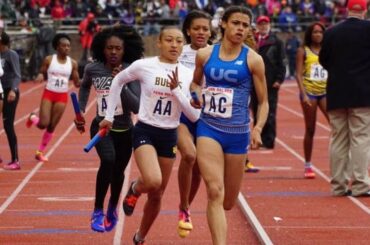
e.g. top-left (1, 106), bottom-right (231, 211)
top-left (304, 22), bottom-right (325, 47)
top-left (220, 6), bottom-right (253, 37)
top-left (91, 24), bottom-right (144, 64)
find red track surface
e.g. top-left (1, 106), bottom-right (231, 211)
top-left (0, 81), bottom-right (369, 244)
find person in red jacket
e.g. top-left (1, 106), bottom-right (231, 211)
top-left (79, 13), bottom-right (100, 61)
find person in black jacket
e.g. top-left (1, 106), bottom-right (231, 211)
top-left (78, 24), bottom-right (144, 232)
top-left (319, 0), bottom-right (370, 197)
top-left (253, 15), bottom-right (286, 149)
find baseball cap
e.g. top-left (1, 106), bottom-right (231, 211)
top-left (256, 15), bottom-right (270, 24)
top-left (347, 0), bottom-right (367, 11)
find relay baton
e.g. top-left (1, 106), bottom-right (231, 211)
top-left (191, 91), bottom-right (200, 104)
top-left (70, 92), bottom-right (85, 133)
top-left (84, 128), bottom-right (108, 153)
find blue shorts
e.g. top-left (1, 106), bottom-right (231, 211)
top-left (180, 113), bottom-right (197, 138)
top-left (300, 93), bottom-right (326, 101)
top-left (196, 120), bottom-right (250, 154)
top-left (132, 121), bottom-right (177, 158)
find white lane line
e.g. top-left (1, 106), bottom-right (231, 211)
top-left (278, 103), bottom-right (331, 131)
top-left (0, 100), bottom-right (95, 214)
top-left (264, 225), bottom-right (370, 229)
top-left (237, 193), bottom-right (273, 245)
top-left (113, 160), bottom-right (132, 245)
top-left (276, 106), bottom-right (370, 215)
top-left (38, 197), bottom-right (94, 201)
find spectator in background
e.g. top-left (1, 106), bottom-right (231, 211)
top-left (278, 6), bottom-right (298, 32)
top-left (78, 12), bottom-right (100, 62)
top-left (253, 15), bottom-right (286, 149)
top-left (51, 0), bottom-right (65, 30)
top-left (319, 0), bottom-right (370, 197)
top-left (285, 28), bottom-right (300, 79)
top-left (142, 0), bottom-right (162, 36)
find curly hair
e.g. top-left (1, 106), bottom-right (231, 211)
top-left (0, 31), bottom-right (11, 46)
top-left (91, 24), bottom-right (145, 64)
top-left (52, 33), bottom-right (71, 50)
top-left (304, 22), bottom-right (325, 47)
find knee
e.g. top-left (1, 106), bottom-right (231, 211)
top-left (206, 182), bottom-right (224, 202)
top-left (145, 177), bottom-right (162, 192)
top-left (181, 151), bottom-right (196, 166)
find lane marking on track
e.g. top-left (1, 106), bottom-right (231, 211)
top-left (38, 197), bottom-right (94, 201)
top-left (291, 135), bottom-right (328, 140)
top-left (113, 160), bottom-right (132, 245)
top-left (57, 167), bottom-right (98, 172)
top-left (256, 166), bottom-right (292, 171)
top-left (0, 99), bottom-right (95, 214)
top-left (237, 193), bottom-right (273, 245)
top-left (264, 225), bottom-right (370, 229)
top-left (276, 104), bottom-right (370, 215)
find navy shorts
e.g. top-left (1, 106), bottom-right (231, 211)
top-left (132, 121), bottom-right (178, 158)
top-left (196, 120), bottom-right (250, 154)
top-left (300, 93), bottom-right (326, 101)
top-left (180, 113), bottom-right (197, 138)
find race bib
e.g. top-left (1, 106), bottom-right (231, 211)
top-left (310, 64), bottom-right (328, 81)
top-left (150, 90), bottom-right (173, 117)
top-left (203, 87), bottom-right (233, 118)
top-left (97, 92), bottom-right (122, 117)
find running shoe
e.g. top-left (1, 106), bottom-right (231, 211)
top-left (123, 181), bottom-right (140, 216)
top-left (177, 226), bottom-right (190, 238)
top-left (178, 208), bottom-right (193, 231)
top-left (3, 161), bottom-right (20, 170)
top-left (133, 232), bottom-right (146, 245)
top-left (244, 161), bottom-right (260, 173)
top-left (35, 150), bottom-right (48, 162)
top-left (26, 112), bottom-right (37, 128)
top-left (304, 167), bottom-right (316, 179)
top-left (104, 204), bottom-right (118, 232)
top-left (91, 209), bottom-right (105, 232)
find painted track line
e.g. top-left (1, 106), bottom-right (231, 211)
top-left (0, 99), bottom-right (95, 214)
top-left (276, 103), bottom-right (370, 215)
top-left (113, 160), bottom-right (132, 245)
top-left (237, 193), bottom-right (273, 245)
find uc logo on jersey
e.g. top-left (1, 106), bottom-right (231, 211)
top-left (210, 68), bottom-right (238, 83)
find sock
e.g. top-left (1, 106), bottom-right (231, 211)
top-left (132, 180), bottom-right (139, 195)
top-left (30, 114), bottom-right (40, 126)
top-left (135, 231), bottom-right (144, 242)
top-left (304, 162), bottom-right (312, 168)
top-left (38, 131), bottom-right (54, 152)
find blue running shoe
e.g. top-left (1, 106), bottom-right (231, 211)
top-left (91, 209), bottom-right (105, 232)
top-left (104, 205), bottom-right (118, 232)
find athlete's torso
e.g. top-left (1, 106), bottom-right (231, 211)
top-left (46, 54), bottom-right (72, 93)
top-left (303, 46), bottom-right (327, 96)
top-left (202, 43), bottom-right (252, 133)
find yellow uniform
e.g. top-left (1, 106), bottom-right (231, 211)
top-left (303, 46), bottom-right (328, 96)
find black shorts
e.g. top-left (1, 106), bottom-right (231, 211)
top-left (132, 121), bottom-right (177, 158)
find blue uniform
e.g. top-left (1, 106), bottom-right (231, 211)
top-left (198, 44), bottom-right (252, 154)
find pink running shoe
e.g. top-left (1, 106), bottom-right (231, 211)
top-left (26, 112), bottom-right (37, 128)
top-left (304, 167), bottom-right (316, 179)
top-left (3, 161), bottom-right (21, 170)
top-left (35, 151), bottom-right (48, 162)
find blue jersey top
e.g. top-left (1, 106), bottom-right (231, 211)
top-left (201, 43), bottom-right (252, 133)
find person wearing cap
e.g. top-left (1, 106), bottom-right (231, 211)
top-left (252, 15), bottom-right (286, 149)
top-left (78, 13), bottom-right (101, 62)
top-left (319, 0), bottom-right (370, 197)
